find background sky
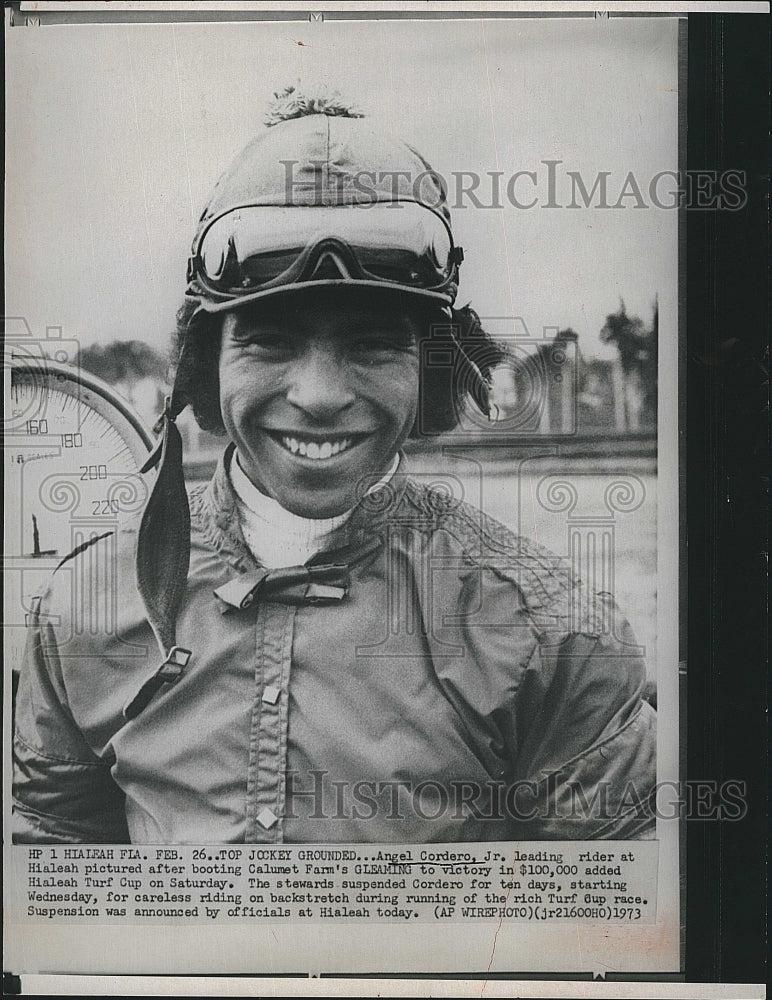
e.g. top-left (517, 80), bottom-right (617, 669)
top-left (6, 16), bottom-right (679, 358)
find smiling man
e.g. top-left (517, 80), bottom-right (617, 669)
top-left (217, 291), bottom-right (422, 520)
top-left (13, 93), bottom-right (656, 844)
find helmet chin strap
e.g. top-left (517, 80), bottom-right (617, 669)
top-left (126, 335), bottom-right (194, 720)
top-left (136, 388), bottom-right (190, 652)
top-left (456, 345), bottom-right (491, 418)
top-left (441, 305), bottom-right (492, 419)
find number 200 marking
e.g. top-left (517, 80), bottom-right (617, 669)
top-left (80, 465), bottom-right (107, 480)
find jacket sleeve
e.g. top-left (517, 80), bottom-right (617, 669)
top-left (510, 597), bottom-right (657, 840)
top-left (12, 592), bottom-right (130, 844)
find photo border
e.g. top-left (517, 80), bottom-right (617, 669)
top-left (3, 3), bottom-right (767, 996)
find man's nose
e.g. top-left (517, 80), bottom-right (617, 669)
top-left (285, 346), bottom-right (356, 419)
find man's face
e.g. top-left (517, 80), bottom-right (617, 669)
top-left (218, 289), bottom-right (422, 518)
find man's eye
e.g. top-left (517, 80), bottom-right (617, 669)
top-left (352, 339), bottom-right (389, 352)
top-left (350, 335), bottom-right (412, 356)
top-left (241, 334), bottom-right (294, 352)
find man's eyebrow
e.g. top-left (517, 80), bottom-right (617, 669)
top-left (352, 324), bottom-right (417, 340)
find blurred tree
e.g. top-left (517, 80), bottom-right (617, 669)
top-left (78, 340), bottom-right (167, 384)
top-left (600, 299), bottom-right (658, 430)
top-left (78, 341), bottom-right (168, 427)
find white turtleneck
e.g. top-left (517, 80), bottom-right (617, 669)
top-left (229, 450), bottom-right (399, 568)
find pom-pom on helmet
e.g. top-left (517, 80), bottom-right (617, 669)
top-left (185, 86), bottom-right (463, 312)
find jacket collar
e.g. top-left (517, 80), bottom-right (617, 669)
top-left (201, 442), bottom-right (412, 572)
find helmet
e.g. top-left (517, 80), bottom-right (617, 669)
top-left (185, 105), bottom-right (462, 311)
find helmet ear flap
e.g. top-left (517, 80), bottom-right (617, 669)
top-left (172, 301), bottom-right (226, 434)
top-left (412, 304), bottom-right (500, 437)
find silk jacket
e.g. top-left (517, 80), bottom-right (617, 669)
top-left (13, 449), bottom-right (656, 844)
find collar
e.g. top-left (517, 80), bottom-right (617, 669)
top-left (202, 443), bottom-right (413, 573)
top-left (229, 450), bottom-right (400, 568)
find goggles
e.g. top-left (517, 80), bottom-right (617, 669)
top-left (187, 202), bottom-right (463, 309)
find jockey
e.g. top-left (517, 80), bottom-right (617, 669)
top-left (13, 91), bottom-right (656, 843)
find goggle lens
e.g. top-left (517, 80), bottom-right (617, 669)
top-left (195, 204), bottom-right (455, 295)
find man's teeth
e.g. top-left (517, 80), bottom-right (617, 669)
top-left (280, 436), bottom-right (354, 460)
